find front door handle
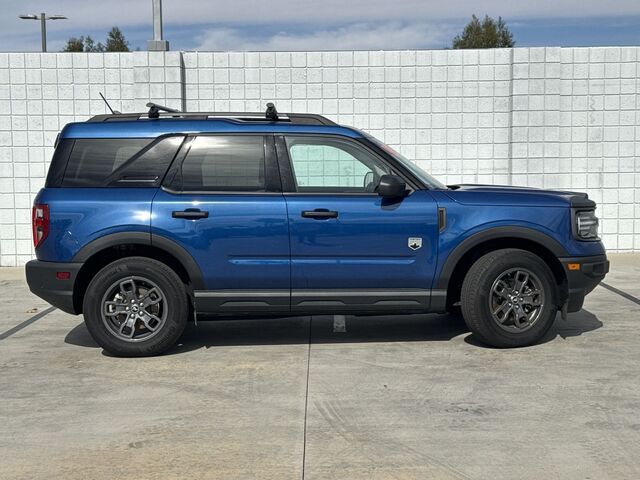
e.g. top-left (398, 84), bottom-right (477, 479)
top-left (301, 209), bottom-right (338, 220)
top-left (172, 209), bottom-right (209, 219)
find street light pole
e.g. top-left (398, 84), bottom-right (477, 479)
top-left (40, 13), bottom-right (46, 52)
top-left (18, 13), bottom-right (67, 52)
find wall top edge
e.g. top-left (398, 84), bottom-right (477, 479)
top-left (0, 45), bottom-right (639, 56)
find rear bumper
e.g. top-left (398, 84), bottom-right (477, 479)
top-left (25, 260), bottom-right (83, 315)
top-left (560, 254), bottom-right (609, 312)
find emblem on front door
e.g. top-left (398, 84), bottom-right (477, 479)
top-left (408, 237), bottom-right (422, 250)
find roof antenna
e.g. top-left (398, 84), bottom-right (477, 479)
top-left (99, 92), bottom-right (120, 114)
top-left (146, 102), bottom-right (181, 119)
top-left (265, 102), bottom-right (278, 121)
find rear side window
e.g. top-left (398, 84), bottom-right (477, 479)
top-left (61, 136), bottom-right (184, 187)
top-left (175, 136), bottom-right (266, 192)
top-left (45, 138), bottom-right (75, 187)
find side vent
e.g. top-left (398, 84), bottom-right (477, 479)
top-left (438, 207), bottom-right (446, 232)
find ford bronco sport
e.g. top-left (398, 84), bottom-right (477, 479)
top-left (26, 103), bottom-right (609, 356)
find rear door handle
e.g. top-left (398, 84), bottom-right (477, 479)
top-left (172, 209), bottom-right (209, 219)
top-left (301, 209), bottom-right (338, 220)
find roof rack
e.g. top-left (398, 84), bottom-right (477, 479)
top-left (87, 102), bottom-right (337, 126)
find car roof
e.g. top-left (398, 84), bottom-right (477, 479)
top-left (59, 118), bottom-right (364, 140)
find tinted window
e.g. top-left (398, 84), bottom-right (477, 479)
top-left (285, 136), bottom-right (390, 193)
top-left (62, 137), bottom-right (183, 187)
top-left (62, 139), bottom-right (151, 187)
top-left (178, 136), bottom-right (265, 192)
top-left (106, 136), bottom-right (184, 187)
top-left (45, 138), bottom-right (74, 187)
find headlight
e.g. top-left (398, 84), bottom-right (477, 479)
top-left (576, 210), bottom-right (599, 239)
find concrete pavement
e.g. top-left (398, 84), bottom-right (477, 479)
top-left (1, 254), bottom-right (639, 479)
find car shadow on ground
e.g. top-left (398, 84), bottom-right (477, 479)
top-left (64, 309), bottom-right (603, 356)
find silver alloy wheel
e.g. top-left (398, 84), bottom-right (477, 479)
top-left (489, 268), bottom-right (545, 333)
top-left (100, 276), bottom-right (167, 342)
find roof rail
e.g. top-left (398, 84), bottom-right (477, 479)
top-left (87, 102), bottom-right (337, 126)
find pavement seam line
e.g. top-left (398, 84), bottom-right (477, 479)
top-left (599, 282), bottom-right (640, 306)
top-left (0, 306), bottom-right (57, 340)
top-left (301, 315), bottom-right (313, 480)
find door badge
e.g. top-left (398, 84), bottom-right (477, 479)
top-left (408, 237), bottom-right (422, 250)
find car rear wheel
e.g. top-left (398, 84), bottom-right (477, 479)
top-left (83, 257), bottom-right (189, 357)
top-left (461, 249), bottom-right (558, 348)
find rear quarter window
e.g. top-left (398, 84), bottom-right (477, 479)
top-left (60, 136), bottom-right (184, 188)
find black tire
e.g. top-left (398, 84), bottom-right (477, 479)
top-left (82, 257), bottom-right (189, 357)
top-left (461, 249), bottom-right (558, 348)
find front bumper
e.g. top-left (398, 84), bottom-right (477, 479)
top-left (560, 254), bottom-right (609, 312)
top-left (25, 260), bottom-right (83, 315)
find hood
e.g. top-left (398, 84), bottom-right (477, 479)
top-left (444, 184), bottom-right (595, 208)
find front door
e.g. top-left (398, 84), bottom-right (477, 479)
top-left (278, 135), bottom-right (439, 313)
top-left (152, 135), bottom-right (290, 313)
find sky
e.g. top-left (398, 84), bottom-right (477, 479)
top-left (1, 0), bottom-right (639, 52)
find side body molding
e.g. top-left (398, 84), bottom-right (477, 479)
top-left (435, 226), bottom-right (569, 290)
top-left (72, 232), bottom-right (205, 290)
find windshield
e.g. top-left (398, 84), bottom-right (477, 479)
top-left (365, 135), bottom-right (448, 190)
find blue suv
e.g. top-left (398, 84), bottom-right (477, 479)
top-left (26, 103), bottom-right (609, 356)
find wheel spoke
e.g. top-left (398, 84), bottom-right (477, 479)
top-left (119, 278), bottom-right (137, 301)
top-left (492, 280), bottom-right (510, 299)
top-left (140, 287), bottom-right (162, 307)
top-left (513, 307), bottom-right (529, 328)
top-left (514, 270), bottom-right (530, 294)
top-left (522, 289), bottom-right (542, 307)
top-left (119, 316), bottom-right (137, 338)
top-left (522, 294), bottom-right (542, 306)
top-left (139, 311), bottom-right (162, 331)
top-left (104, 301), bottom-right (127, 317)
top-left (492, 302), bottom-right (513, 322)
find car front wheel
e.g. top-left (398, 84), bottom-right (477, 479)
top-left (461, 248), bottom-right (558, 348)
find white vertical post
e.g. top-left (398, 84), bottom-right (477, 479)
top-left (147, 0), bottom-right (169, 51)
top-left (153, 0), bottom-right (162, 41)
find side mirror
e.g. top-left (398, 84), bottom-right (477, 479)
top-left (377, 174), bottom-right (407, 198)
top-left (363, 171), bottom-right (374, 188)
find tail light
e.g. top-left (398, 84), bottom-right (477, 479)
top-left (32, 204), bottom-right (49, 248)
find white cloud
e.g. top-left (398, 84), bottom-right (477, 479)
top-left (7, 0), bottom-right (640, 30)
top-left (195, 22), bottom-right (455, 51)
top-left (3, 0), bottom-right (640, 51)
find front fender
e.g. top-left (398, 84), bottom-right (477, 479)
top-left (434, 225), bottom-right (569, 290)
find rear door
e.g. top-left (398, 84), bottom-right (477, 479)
top-left (151, 134), bottom-right (290, 313)
top-left (277, 135), bottom-right (439, 313)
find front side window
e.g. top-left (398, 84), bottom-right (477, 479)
top-left (285, 136), bottom-right (390, 193)
top-left (177, 136), bottom-right (266, 192)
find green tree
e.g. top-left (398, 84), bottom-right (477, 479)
top-left (452, 14), bottom-right (515, 49)
top-left (105, 27), bottom-right (130, 52)
top-left (63, 37), bottom-right (84, 52)
top-left (84, 36), bottom-right (105, 53)
top-left (62, 28), bottom-right (130, 52)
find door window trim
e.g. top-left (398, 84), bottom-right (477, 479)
top-left (161, 133), bottom-right (283, 195)
top-left (274, 134), bottom-right (417, 195)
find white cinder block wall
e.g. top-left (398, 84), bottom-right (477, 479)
top-left (0, 47), bottom-right (639, 266)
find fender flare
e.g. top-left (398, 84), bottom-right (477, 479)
top-left (435, 226), bottom-right (568, 290)
top-left (72, 232), bottom-right (205, 290)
